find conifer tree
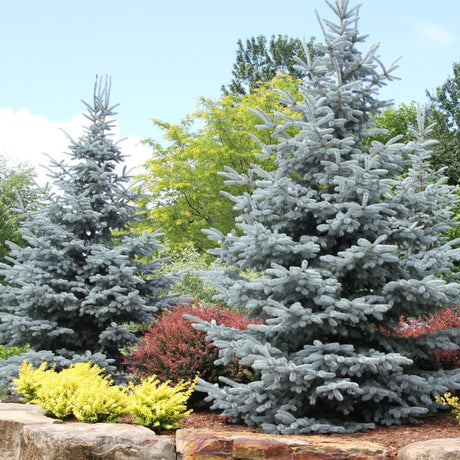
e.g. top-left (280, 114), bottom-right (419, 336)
top-left (0, 78), bottom-right (176, 383)
top-left (194, 0), bottom-right (460, 434)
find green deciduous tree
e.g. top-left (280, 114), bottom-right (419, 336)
top-left (370, 102), bottom-right (418, 145)
top-left (0, 158), bottom-right (37, 265)
top-left (222, 35), bottom-right (315, 96)
top-left (139, 74), bottom-right (302, 254)
top-left (192, 0), bottom-right (460, 434)
top-left (0, 78), bottom-right (177, 386)
top-left (427, 62), bottom-right (460, 186)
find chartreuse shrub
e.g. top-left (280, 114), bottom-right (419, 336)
top-left (13, 360), bottom-right (195, 431)
top-left (0, 344), bottom-right (30, 360)
top-left (13, 361), bottom-right (130, 422)
top-left (129, 375), bottom-right (197, 431)
top-left (34, 367), bottom-right (84, 419)
top-left (0, 344), bottom-right (31, 400)
top-left (72, 384), bottom-right (131, 423)
top-left (13, 361), bottom-right (49, 402)
top-left (436, 393), bottom-right (460, 423)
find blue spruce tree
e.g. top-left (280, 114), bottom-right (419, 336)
top-left (0, 78), bottom-right (176, 383)
top-left (194, 0), bottom-right (460, 434)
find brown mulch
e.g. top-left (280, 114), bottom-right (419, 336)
top-left (160, 410), bottom-right (460, 452)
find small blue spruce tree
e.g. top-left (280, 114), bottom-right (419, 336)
top-left (193, 0), bottom-right (460, 434)
top-left (0, 77), bottom-right (176, 383)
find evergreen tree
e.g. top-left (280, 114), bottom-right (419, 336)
top-left (0, 78), bottom-right (176, 383)
top-left (193, 0), bottom-right (460, 434)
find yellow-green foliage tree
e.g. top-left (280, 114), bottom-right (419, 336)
top-left (371, 102), bottom-right (418, 144)
top-left (138, 75), bottom-right (301, 253)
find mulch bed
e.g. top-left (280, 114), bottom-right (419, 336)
top-left (161, 410), bottom-right (460, 451)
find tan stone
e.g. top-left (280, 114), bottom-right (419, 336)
top-left (20, 422), bottom-right (175, 460)
top-left (6, 404), bottom-right (457, 460)
top-left (176, 428), bottom-right (396, 459)
top-left (0, 402), bottom-right (48, 413)
top-left (0, 402), bottom-right (62, 460)
top-left (397, 438), bottom-right (460, 460)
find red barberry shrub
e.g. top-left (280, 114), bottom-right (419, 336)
top-left (392, 306), bottom-right (460, 370)
top-left (124, 301), bottom-right (259, 385)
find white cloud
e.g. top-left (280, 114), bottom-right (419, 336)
top-left (417, 22), bottom-right (456, 45)
top-left (117, 135), bottom-right (153, 178)
top-left (0, 108), bottom-right (152, 186)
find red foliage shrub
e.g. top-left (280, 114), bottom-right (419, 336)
top-left (393, 306), bottom-right (460, 370)
top-left (124, 301), bottom-right (259, 385)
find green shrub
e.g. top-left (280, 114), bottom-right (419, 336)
top-left (161, 245), bottom-right (263, 306)
top-left (0, 345), bottom-right (32, 401)
top-left (160, 245), bottom-right (219, 304)
top-left (0, 344), bottom-right (30, 360)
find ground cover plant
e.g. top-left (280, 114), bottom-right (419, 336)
top-left (192, 0), bottom-right (460, 434)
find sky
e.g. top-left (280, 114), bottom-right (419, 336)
top-left (1, 0), bottom-right (459, 184)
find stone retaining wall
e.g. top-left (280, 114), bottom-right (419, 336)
top-left (1, 403), bottom-right (459, 459)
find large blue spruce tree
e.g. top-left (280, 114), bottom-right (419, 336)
top-left (0, 78), bottom-right (176, 383)
top-left (194, 0), bottom-right (460, 434)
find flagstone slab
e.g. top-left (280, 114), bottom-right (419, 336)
top-left (176, 428), bottom-right (396, 459)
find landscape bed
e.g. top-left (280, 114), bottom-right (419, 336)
top-left (149, 409), bottom-right (460, 451)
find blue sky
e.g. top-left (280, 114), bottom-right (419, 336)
top-left (1, 0), bottom-right (459, 182)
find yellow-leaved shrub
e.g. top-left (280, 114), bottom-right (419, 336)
top-left (14, 361), bottom-right (130, 421)
top-left (436, 393), bottom-right (460, 423)
top-left (34, 367), bottom-right (79, 418)
top-left (13, 360), bottom-right (196, 431)
top-left (72, 383), bottom-right (131, 423)
top-left (129, 375), bottom-right (197, 431)
top-left (13, 361), bottom-right (49, 402)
